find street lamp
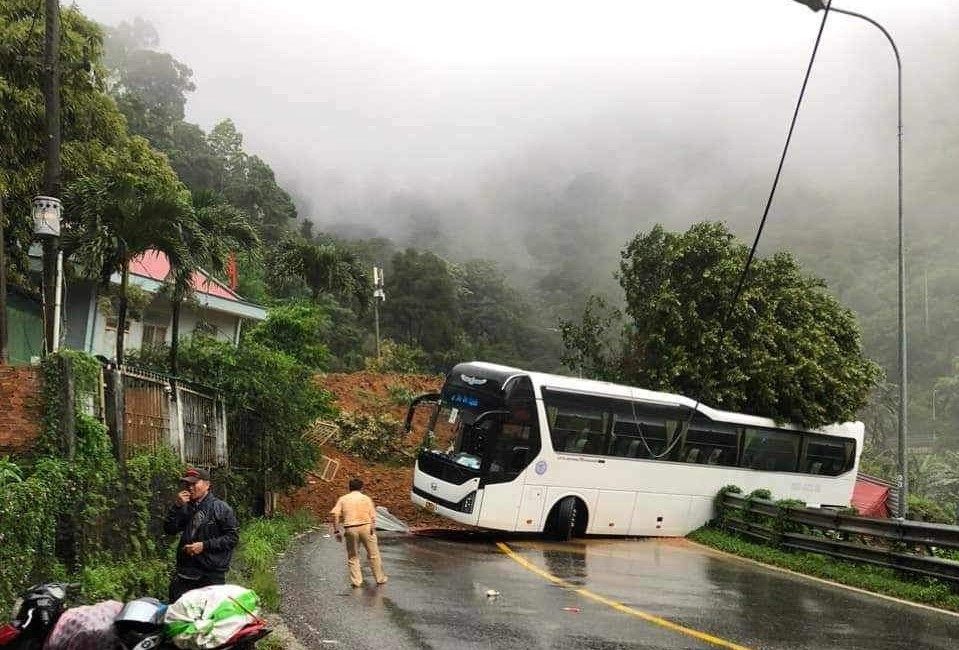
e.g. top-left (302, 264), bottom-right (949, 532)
top-left (793, 0), bottom-right (907, 517)
top-left (32, 196), bottom-right (64, 354)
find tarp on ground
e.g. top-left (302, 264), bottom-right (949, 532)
top-left (375, 506), bottom-right (410, 533)
top-left (853, 474), bottom-right (892, 518)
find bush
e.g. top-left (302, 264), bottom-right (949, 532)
top-left (907, 494), bottom-right (953, 524)
top-left (333, 413), bottom-right (407, 463)
top-left (246, 303), bottom-right (332, 370)
top-left (0, 457), bottom-right (69, 608)
top-left (178, 336), bottom-right (331, 491)
top-left (231, 512), bottom-right (316, 611)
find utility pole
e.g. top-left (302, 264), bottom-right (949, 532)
top-left (0, 196), bottom-right (8, 365)
top-left (41, 0), bottom-right (61, 355)
top-left (372, 266), bottom-right (386, 358)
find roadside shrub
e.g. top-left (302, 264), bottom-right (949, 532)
top-left (907, 495), bottom-right (952, 524)
top-left (0, 457), bottom-right (69, 608)
top-left (333, 413), bottom-right (407, 463)
top-left (231, 512), bottom-right (316, 611)
top-left (714, 485), bottom-right (742, 526)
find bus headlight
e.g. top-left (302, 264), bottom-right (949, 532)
top-left (459, 491), bottom-right (476, 514)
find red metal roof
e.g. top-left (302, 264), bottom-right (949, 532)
top-left (852, 477), bottom-right (891, 518)
top-left (128, 250), bottom-right (243, 302)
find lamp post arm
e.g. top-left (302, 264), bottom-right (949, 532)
top-left (833, 6), bottom-right (906, 518)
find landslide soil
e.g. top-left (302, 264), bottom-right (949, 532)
top-left (279, 371), bottom-right (459, 529)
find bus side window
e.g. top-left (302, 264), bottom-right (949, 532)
top-left (741, 428), bottom-right (800, 472)
top-left (800, 435), bottom-right (855, 476)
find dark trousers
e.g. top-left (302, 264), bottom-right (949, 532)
top-left (169, 571), bottom-right (225, 603)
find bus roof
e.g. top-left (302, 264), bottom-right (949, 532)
top-left (452, 361), bottom-right (863, 440)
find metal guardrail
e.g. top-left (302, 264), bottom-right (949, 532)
top-left (720, 493), bottom-right (959, 584)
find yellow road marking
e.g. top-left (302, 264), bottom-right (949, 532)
top-left (496, 541), bottom-right (754, 650)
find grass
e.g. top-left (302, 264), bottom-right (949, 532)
top-left (689, 526), bottom-right (959, 612)
top-left (229, 510), bottom-right (317, 612)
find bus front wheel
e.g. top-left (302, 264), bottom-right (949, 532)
top-left (546, 496), bottom-right (584, 541)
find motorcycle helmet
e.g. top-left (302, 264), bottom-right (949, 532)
top-left (114, 597), bottom-right (166, 646)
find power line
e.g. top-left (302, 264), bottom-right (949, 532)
top-left (630, 3), bottom-right (835, 454)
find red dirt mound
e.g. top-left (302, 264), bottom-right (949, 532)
top-left (280, 372), bottom-right (459, 529)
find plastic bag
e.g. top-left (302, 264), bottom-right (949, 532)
top-left (43, 600), bottom-right (123, 650)
top-left (164, 584), bottom-right (260, 650)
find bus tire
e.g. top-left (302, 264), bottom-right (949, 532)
top-left (546, 496), bottom-right (582, 541)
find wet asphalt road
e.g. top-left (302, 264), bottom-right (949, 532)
top-left (277, 530), bottom-right (959, 650)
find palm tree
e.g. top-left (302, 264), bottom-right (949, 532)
top-left (167, 191), bottom-right (259, 375)
top-left (64, 174), bottom-right (193, 365)
top-left (273, 239), bottom-right (370, 312)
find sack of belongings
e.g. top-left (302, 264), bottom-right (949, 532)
top-left (163, 584), bottom-right (260, 649)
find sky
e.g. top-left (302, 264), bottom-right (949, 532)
top-left (75, 0), bottom-right (958, 247)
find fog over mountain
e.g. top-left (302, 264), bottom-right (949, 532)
top-left (78, 0), bottom-right (958, 298)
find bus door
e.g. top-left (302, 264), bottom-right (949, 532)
top-left (476, 379), bottom-right (543, 530)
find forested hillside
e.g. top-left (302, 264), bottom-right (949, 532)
top-left (5, 4), bottom-right (959, 514)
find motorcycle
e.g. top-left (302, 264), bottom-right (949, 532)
top-left (0, 583), bottom-right (271, 650)
top-left (0, 583), bottom-right (78, 650)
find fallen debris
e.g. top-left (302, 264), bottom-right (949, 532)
top-left (375, 506), bottom-right (411, 533)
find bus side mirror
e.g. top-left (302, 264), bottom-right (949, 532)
top-left (405, 392), bottom-right (442, 433)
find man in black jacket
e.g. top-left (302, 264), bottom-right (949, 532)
top-left (164, 467), bottom-right (240, 602)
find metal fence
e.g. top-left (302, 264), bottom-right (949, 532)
top-left (112, 365), bottom-right (227, 466)
top-left (180, 386), bottom-right (220, 467)
top-left (719, 492), bottom-right (959, 585)
top-left (121, 368), bottom-right (171, 458)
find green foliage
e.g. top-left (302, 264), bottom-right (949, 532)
top-left (78, 557), bottom-right (172, 603)
top-left (364, 339), bottom-right (429, 374)
top-left (386, 383), bottom-right (417, 406)
top-left (270, 239), bottom-right (371, 311)
top-left (333, 413), bottom-right (407, 463)
top-left (230, 512), bottom-right (316, 611)
top-left (0, 0), bottom-right (127, 283)
top-left (381, 249), bottom-right (459, 365)
top-left (2, 352), bottom-right (185, 612)
top-left (176, 336), bottom-right (330, 490)
top-left (0, 457), bottom-right (69, 608)
top-left (689, 526), bottom-right (959, 612)
top-left (560, 295), bottom-right (621, 378)
top-left (713, 484), bottom-right (742, 525)
top-left (563, 222), bottom-right (882, 427)
top-left (122, 447), bottom-right (184, 558)
top-left (906, 494), bottom-right (953, 524)
top-left (70, 413), bottom-right (120, 562)
top-left (246, 303), bottom-right (331, 370)
top-left (0, 456), bottom-right (23, 487)
top-left (747, 488), bottom-right (773, 501)
top-left (103, 18), bottom-right (196, 150)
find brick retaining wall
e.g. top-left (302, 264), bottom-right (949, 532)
top-left (0, 366), bottom-right (42, 454)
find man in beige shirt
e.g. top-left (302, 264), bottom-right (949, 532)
top-left (330, 478), bottom-right (388, 587)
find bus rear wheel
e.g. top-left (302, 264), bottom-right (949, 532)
top-left (546, 496), bottom-right (584, 541)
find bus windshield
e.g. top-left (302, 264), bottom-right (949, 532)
top-left (434, 401), bottom-right (492, 470)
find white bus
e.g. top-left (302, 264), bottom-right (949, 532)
top-left (407, 361), bottom-right (863, 539)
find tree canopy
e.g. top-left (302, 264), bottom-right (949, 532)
top-left (562, 222), bottom-right (882, 427)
